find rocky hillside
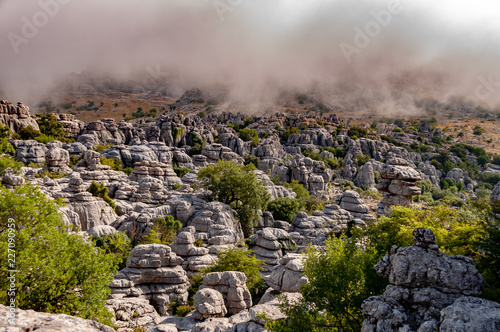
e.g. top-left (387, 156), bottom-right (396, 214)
top-left (1, 96), bottom-right (500, 332)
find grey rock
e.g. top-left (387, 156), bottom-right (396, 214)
top-left (0, 304), bottom-right (115, 332)
top-left (439, 297), bottom-right (500, 332)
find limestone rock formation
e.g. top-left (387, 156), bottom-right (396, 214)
top-left (0, 304), bottom-right (115, 332)
top-left (193, 288), bottom-right (227, 320)
top-left (249, 228), bottom-right (296, 272)
top-left (13, 140), bottom-right (47, 164)
top-left (361, 228), bottom-right (488, 332)
top-left (267, 253), bottom-right (308, 292)
top-left (109, 244), bottom-right (190, 315)
top-left (376, 157), bottom-right (421, 215)
top-left (106, 297), bottom-right (161, 331)
top-left (45, 141), bottom-right (71, 173)
top-left (336, 190), bottom-right (374, 221)
top-left (0, 100), bottom-right (39, 132)
top-left (199, 271), bottom-right (252, 315)
top-left (439, 297), bottom-right (500, 332)
top-left (290, 205), bottom-right (353, 247)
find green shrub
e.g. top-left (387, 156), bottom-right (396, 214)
top-left (196, 247), bottom-right (265, 300)
top-left (172, 128), bottom-right (185, 140)
top-left (100, 156), bottom-right (125, 173)
top-left (0, 184), bottom-right (117, 324)
top-left (94, 232), bottom-right (132, 270)
top-left (282, 180), bottom-right (310, 200)
top-left (267, 198), bottom-right (303, 222)
top-left (0, 138), bottom-right (14, 155)
top-left (142, 215), bottom-right (182, 245)
top-left (95, 144), bottom-right (114, 152)
top-left (174, 305), bottom-right (195, 317)
top-left (34, 170), bottom-right (67, 179)
top-left (473, 125), bottom-right (485, 135)
top-left (267, 235), bottom-right (382, 332)
top-left (347, 125), bottom-right (367, 139)
top-left (282, 126), bottom-right (300, 142)
top-left (303, 195), bottom-right (325, 214)
top-left (172, 184), bottom-right (181, 190)
top-left (492, 155), bottom-right (500, 166)
top-left (173, 164), bottom-right (191, 178)
top-left (198, 161), bottom-right (270, 236)
top-left (18, 126), bottom-right (42, 140)
top-left (87, 181), bottom-right (116, 210)
top-left (243, 155), bottom-right (261, 169)
top-left (353, 153), bottom-right (370, 166)
top-left (0, 156), bottom-right (23, 176)
top-left (239, 128), bottom-right (259, 146)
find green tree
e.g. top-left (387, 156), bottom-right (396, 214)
top-left (267, 198), bottom-right (303, 222)
top-left (197, 160), bottom-right (270, 236)
top-left (87, 181), bottom-right (116, 210)
top-left (0, 184), bottom-right (117, 324)
top-left (0, 156), bottom-right (23, 176)
top-left (192, 247), bottom-right (265, 301)
top-left (267, 236), bottom-right (383, 332)
top-left (142, 215), bottom-right (182, 245)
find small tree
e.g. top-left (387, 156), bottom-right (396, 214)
top-left (142, 215), bottom-right (182, 245)
top-left (197, 160), bottom-right (270, 236)
top-left (191, 247), bottom-right (265, 301)
top-left (0, 184), bottom-right (117, 324)
top-left (267, 197), bottom-right (303, 222)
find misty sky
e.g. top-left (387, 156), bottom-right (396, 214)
top-left (1, 0), bottom-right (499, 106)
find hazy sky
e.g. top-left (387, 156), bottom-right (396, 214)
top-left (1, 0), bottom-right (499, 106)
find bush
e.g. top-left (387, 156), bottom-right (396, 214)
top-left (493, 155), bottom-right (500, 166)
top-left (34, 170), bottom-right (67, 179)
top-left (198, 161), bottom-right (270, 236)
top-left (0, 184), bottom-right (117, 324)
top-left (94, 232), bottom-right (132, 270)
top-left (100, 156), bottom-right (126, 173)
top-left (0, 156), bottom-right (23, 176)
top-left (282, 180), bottom-right (310, 200)
top-left (172, 128), bottom-right (184, 140)
top-left (243, 155), bottom-right (261, 169)
top-left (267, 198), bottom-right (303, 222)
top-left (473, 125), bottom-right (485, 135)
top-left (267, 236), bottom-right (383, 332)
top-left (347, 125), bottom-right (367, 139)
top-left (239, 128), bottom-right (259, 146)
top-left (282, 126), bottom-right (300, 142)
top-left (196, 247), bottom-right (265, 300)
top-left (0, 138), bottom-right (14, 155)
top-left (353, 153), bottom-right (370, 166)
top-left (87, 181), bottom-right (116, 210)
top-left (142, 215), bottom-right (182, 245)
top-left (477, 154), bottom-right (491, 166)
top-left (173, 164), bottom-right (191, 178)
top-left (18, 126), bottom-right (42, 140)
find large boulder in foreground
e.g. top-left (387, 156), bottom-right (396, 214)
top-left (0, 304), bottom-right (114, 332)
top-left (361, 228), bottom-right (497, 332)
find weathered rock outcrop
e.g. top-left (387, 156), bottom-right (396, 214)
top-left (0, 304), bottom-right (115, 332)
top-left (376, 157), bottom-right (421, 215)
top-left (0, 100), bottom-right (39, 132)
top-left (106, 297), bottom-right (161, 332)
top-left (361, 228), bottom-right (490, 332)
top-left (193, 288), bottom-right (227, 320)
top-left (290, 205), bottom-right (353, 247)
top-left (249, 228), bottom-right (296, 272)
top-left (109, 244), bottom-right (190, 315)
top-left (198, 271), bottom-right (252, 315)
top-left (335, 190), bottom-right (374, 222)
top-left (13, 140), bottom-right (47, 164)
top-left (267, 253), bottom-right (307, 292)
